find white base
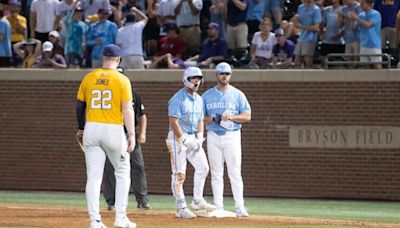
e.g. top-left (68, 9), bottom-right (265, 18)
top-left (194, 209), bottom-right (237, 218)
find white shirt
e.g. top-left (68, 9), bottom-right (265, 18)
top-left (174, 0), bottom-right (202, 26)
top-left (116, 21), bottom-right (146, 56)
top-left (31, 0), bottom-right (59, 33)
top-left (157, 0), bottom-right (176, 24)
top-left (251, 31), bottom-right (277, 59)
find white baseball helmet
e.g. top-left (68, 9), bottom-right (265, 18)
top-left (183, 67), bottom-right (203, 89)
top-left (215, 62), bottom-right (232, 74)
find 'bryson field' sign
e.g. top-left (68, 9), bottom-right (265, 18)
top-left (289, 126), bottom-right (400, 148)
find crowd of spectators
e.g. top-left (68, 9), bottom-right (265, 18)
top-left (0, 0), bottom-right (399, 69)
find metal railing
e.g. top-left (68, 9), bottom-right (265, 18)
top-left (325, 53), bottom-right (392, 69)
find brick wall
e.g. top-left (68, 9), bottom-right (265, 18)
top-left (0, 70), bottom-right (399, 200)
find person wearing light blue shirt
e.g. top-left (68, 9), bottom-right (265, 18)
top-left (166, 67), bottom-right (216, 219)
top-left (292, 0), bottom-right (322, 68)
top-left (320, 0), bottom-right (345, 67)
top-left (86, 8), bottom-right (117, 68)
top-left (202, 62), bottom-right (251, 217)
top-left (0, 14), bottom-right (12, 67)
top-left (349, 0), bottom-right (382, 69)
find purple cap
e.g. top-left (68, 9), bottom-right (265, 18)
top-left (208, 22), bottom-right (219, 30)
top-left (103, 44), bottom-right (121, 57)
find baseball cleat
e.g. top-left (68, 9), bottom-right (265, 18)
top-left (90, 220), bottom-right (107, 228)
top-left (176, 207), bottom-right (196, 219)
top-left (191, 199), bottom-right (217, 211)
top-left (113, 216), bottom-right (136, 228)
top-left (235, 207), bottom-right (249, 217)
top-left (137, 202), bottom-right (151, 210)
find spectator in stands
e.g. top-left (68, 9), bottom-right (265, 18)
top-left (6, 0), bottom-right (26, 66)
top-left (48, 30), bottom-right (64, 57)
top-left (248, 17), bottom-right (277, 69)
top-left (157, 0), bottom-right (177, 33)
top-left (149, 22), bottom-right (187, 68)
top-left (55, 0), bottom-right (77, 46)
top-left (272, 28), bottom-right (295, 68)
top-left (81, 0), bottom-right (111, 20)
top-left (226, 0), bottom-right (248, 60)
top-left (0, 9), bottom-right (12, 67)
top-left (292, 0), bottom-right (321, 68)
top-left (30, 0), bottom-right (59, 44)
top-left (374, 0), bottom-right (400, 49)
top-left (86, 8), bottom-right (118, 68)
top-left (174, 0), bottom-right (202, 57)
top-left (117, 7), bottom-right (148, 69)
top-left (349, 0), bottom-right (382, 69)
top-left (374, 0), bottom-right (400, 67)
top-left (200, 0), bottom-right (212, 41)
top-left (209, 0), bottom-right (226, 39)
top-left (13, 38), bottom-right (42, 68)
top-left (264, 0), bottom-right (283, 28)
top-left (7, 0), bottom-right (25, 44)
top-left (246, 0), bottom-right (265, 44)
top-left (338, 0), bottom-right (362, 65)
top-left (185, 22), bottom-right (227, 68)
top-left (319, 0), bottom-right (345, 67)
top-left (143, 0), bottom-right (160, 58)
top-left (33, 41), bottom-right (67, 68)
top-left (64, 7), bottom-right (88, 68)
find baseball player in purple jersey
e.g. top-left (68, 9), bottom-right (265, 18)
top-left (165, 67), bottom-right (216, 219)
top-left (202, 62), bottom-right (251, 217)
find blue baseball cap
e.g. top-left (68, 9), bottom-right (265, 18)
top-left (103, 44), bottom-right (121, 57)
top-left (215, 62), bottom-right (232, 74)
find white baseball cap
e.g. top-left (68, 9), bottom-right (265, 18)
top-left (42, 41), bottom-right (54, 52)
top-left (215, 62), bottom-right (232, 74)
top-left (49, 30), bottom-right (59, 38)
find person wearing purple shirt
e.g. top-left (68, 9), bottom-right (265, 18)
top-left (185, 23), bottom-right (227, 68)
top-left (272, 28), bottom-right (295, 68)
top-left (374, 0), bottom-right (400, 49)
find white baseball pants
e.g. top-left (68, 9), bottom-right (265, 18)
top-left (166, 131), bottom-right (210, 209)
top-left (83, 122), bottom-right (131, 222)
top-left (207, 130), bottom-right (245, 209)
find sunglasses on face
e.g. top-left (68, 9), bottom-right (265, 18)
top-left (218, 72), bottom-right (231, 75)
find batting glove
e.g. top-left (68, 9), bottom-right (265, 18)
top-left (196, 132), bottom-right (205, 148)
top-left (183, 137), bottom-right (200, 152)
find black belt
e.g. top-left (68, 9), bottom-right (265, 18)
top-left (179, 25), bottom-right (199, 28)
top-left (186, 132), bottom-right (196, 135)
top-left (228, 22), bottom-right (245, 27)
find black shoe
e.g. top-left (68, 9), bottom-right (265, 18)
top-left (107, 205), bottom-right (115, 211)
top-left (137, 202), bottom-right (151, 210)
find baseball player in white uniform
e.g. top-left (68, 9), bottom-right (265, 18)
top-left (202, 62), bottom-right (251, 217)
top-left (165, 67), bottom-right (216, 219)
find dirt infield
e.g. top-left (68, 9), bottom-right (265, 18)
top-left (0, 203), bottom-right (399, 228)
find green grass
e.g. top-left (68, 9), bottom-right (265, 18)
top-left (0, 191), bottom-right (399, 227)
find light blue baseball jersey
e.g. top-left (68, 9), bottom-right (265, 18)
top-left (297, 4), bottom-right (322, 42)
top-left (358, 9), bottom-right (381, 49)
top-left (202, 85), bottom-right (251, 133)
top-left (168, 88), bottom-right (204, 134)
